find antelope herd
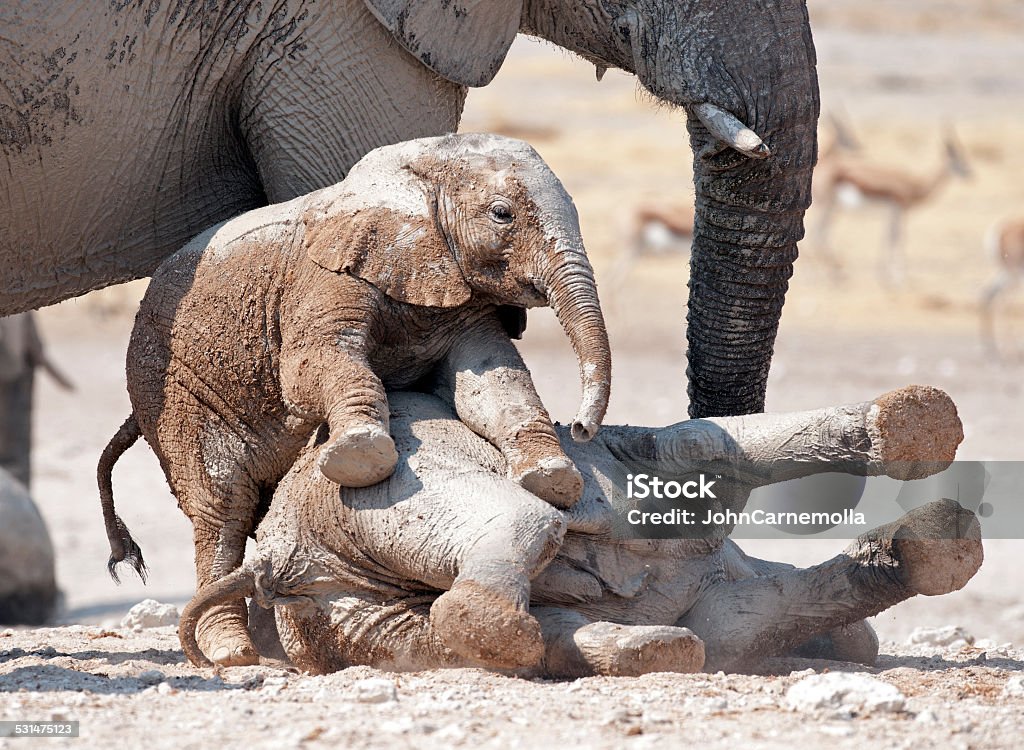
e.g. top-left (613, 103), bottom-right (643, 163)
top-left (611, 114), bottom-right (1021, 358)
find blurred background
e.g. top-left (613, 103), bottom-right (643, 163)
top-left (20, 0), bottom-right (1024, 646)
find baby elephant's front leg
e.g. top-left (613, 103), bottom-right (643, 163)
top-left (282, 344), bottom-right (398, 487)
top-left (437, 316), bottom-right (583, 508)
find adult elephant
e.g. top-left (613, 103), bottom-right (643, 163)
top-left (0, 466), bottom-right (59, 624)
top-left (1, 0), bottom-right (819, 418)
top-left (0, 313), bottom-right (73, 488)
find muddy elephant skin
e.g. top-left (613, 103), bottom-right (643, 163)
top-left (99, 133), bottom-right (611, 667)
top-left (181, 386), bottom-right (982, 675)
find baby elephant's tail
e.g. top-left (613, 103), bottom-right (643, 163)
top-left (97, 414), bottom-right (147, 584)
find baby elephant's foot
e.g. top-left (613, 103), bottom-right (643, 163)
top-left (572, 622), bottom-right (705, 677)
top-left (514, 456), bottom-right (584, 509)
top-left (861, 498), bottom-right (982, 597)
top-left (318, 424), bottom-right (398, 487)
top-left (431, 581), bottom-right (544, 670)
top-left (792, 620), bottom-right (880, 666)
top-left (196, 620), bottom-right (259, 667)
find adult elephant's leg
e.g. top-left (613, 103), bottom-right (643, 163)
top-left (679, 500), bottom-right (982, 672)
top-left (237, 4), bottom-right (466, 202)
top-left (0, 314), bottom-right (34, 488)
top-left (533, 607), bottom-right (705, 678)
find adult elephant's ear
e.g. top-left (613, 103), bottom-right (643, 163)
top-left (363, 0), bottom-right (522, 87)
top-left (303, 191), bottom-right (472, 308)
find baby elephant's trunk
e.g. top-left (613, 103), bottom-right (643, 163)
top-left (543, 238), bottom-right (612, 442)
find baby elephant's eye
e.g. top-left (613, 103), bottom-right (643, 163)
top-left (488, 201), bottom-right (515, 225)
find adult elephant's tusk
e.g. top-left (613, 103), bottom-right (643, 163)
top-left (694, 103), bottom-right (771, 159)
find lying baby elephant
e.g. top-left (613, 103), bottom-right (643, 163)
top-left (180, 386), bottom-right (983, 674)
top-left (98, 133), bottom-right (612, 666)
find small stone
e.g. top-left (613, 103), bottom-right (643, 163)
top-left (1002, 675), bottom-right (1024, 698)
top-left (433, 724), bottom-right (466, 743)
top-left (787, 672), bottom-right (906, 714)
top-left (352, 677), bottom-right (397, 704)
top-left (157, 682), bottom-right (175, 695)
top-left (138, 670), bottom-right (164, 685)
top-left (916, 709), bottom-right (940, 723)
top-left (907, 625), bottom-right (974, 649)
top-left (261, 676), bottom-right (290, 696)
top-left (121, 599), bottom-right (180, 629)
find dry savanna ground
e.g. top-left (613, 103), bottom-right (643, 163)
top-left (3, 2), bottom-right (1024, 747)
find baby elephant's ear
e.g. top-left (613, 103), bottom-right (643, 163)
top-left (303, 193), bottom-right (472, 308)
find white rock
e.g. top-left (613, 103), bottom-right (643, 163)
top-left (787, 672), bottom-right (906, 714)
top-left (121, 600), bottom-right (179, 629)
top-left (352, 677), bottom-right (397, 704)
top-left (916, 709), bottom-right (940, 723)
top-left (907, 626), bottom-right (974, 648)
top-left (1003, 675), bottom-right (1024, 698)
top-left (433, 724), bottom-right (467, 744)
top-left (261, 676), bottom-right (290, 696)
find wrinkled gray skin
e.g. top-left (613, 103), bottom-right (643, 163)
top-left (100, 134), bottom-right (612, 668)
top-left (0, 467), bottom-right (58, 624)
top-left (0, 313), bottom-right (73, 488)
top-left (1, 0), bottom-right (818, 418)
top-left (180, 386), bottom-right (982, 674)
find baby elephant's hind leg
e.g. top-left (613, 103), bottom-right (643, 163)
top-left (680, 499), bottom-right (982, 672)
top-left (427, 474), bottom-right (566, 670)
top-left (174, 436), bottom-right (264, 666)
top-left (190, 513), bottom-right (259, 666)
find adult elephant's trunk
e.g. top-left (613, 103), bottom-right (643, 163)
top-left (541, 238), bottom-right (612, 442)
top-left (684, 108), bottom-right (816, 418)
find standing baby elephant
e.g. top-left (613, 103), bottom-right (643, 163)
top-left (98, 133), bottom-right (612, 666)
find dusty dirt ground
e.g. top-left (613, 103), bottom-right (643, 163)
top-left (4, 1), bottom-right (1024, 747)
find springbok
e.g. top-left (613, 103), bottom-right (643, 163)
top-left (607, 114), bottom-right (862, 298)
top-left (811, 131), bottom-right (972, 286)
top-left (606, 114), bottom-right (861, 299)
top-left (980, 217), bottom-right (1024, 359)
